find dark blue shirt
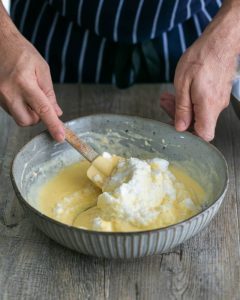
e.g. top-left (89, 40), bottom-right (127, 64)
top-left (11, 0), bottom-right (222, 85)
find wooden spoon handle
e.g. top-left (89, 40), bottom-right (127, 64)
top-left (64, 125), bottom-right (99, 162)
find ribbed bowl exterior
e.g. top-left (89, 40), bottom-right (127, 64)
top-left (19, 192), bottom-right (225, 259)
top-left (11, 115), bottom-right (229, 259)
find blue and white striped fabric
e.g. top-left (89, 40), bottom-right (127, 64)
top-left (11, 0), bottom-right (222, 86)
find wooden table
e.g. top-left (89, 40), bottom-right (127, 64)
top-left (0, 84), bottom-right (239, 300)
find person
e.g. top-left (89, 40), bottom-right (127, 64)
top-left (0, 0), bottom-right (239, 142)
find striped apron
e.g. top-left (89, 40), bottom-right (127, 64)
top-left (11, 0), bottom-right (222, 87)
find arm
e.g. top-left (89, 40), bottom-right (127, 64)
top-left (162, 0), bottom-right (240, 141)
top-left (0, 1), bottom-right (64, 142)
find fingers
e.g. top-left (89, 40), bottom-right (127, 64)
top-left (192, 90), bottom-right (224, 141)
top-left (161, 89), bottom-right (219, 140)
top-left (193, 103), bottom-right (219, 141)
top-left (8, 98), bottom-right (39, 126)
top-left (36, 62), bottom-right (63, 117)
top-left (174, 87), bottom-right (193, 132)
top-left (174, 64), bottom-right (193, 132)
top-left (160, 92), bottom-right (175, 119)
top-left (190, 78), bottom-right (231, 141)
top-left (24, 84), bottom-right (65, 142)
top-left (26, 105), bottom-right (40, 123)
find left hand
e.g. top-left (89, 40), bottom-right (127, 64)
top-left (160, 1), bottom-right (240, 141)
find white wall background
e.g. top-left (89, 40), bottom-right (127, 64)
top-left (2, 0), bottom-right (10, 13)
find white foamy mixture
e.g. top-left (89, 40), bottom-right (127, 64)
top-left (95, 156), bottom-right (200, 230)
top-left (37, 152), bottom-right (205, 232)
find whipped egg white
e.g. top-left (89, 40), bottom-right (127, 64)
top-left (38, 154), bottom-right (205, 232)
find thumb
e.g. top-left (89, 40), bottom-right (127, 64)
top-left (174, 88), bottom-right (193, 132)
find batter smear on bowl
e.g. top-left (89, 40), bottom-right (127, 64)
top-left (38, 153), bottom-right (206, 232)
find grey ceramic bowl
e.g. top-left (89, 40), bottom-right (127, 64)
top-left (11, 114), bottom-right (228, 259)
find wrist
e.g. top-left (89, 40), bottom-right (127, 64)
top-left (195, 2), bottom-right (240, 69)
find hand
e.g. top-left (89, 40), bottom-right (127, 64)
top-left (0, 8), bottom-right (64, 142)
top-left (161, 2), bottom-right (240, 141)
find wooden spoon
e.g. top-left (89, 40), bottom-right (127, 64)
top-left (64, 125), bottom-right (121, 188)
top-left (64, 125), bottom-right (99, 162)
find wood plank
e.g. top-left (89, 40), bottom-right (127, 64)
top-left (0, 84), bottom-right (239, 300)
top-left (79, 84), bottom-right (172, 123)
top-left (0, 85), bottom-right (107, 300)
top-left (103, 101), bottom-right (240, 300)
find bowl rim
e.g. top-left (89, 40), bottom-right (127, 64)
top-left (10, 113), bottom-right (229, 236)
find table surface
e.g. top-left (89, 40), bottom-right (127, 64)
top-left (0, 84), bottom-right (239, 300)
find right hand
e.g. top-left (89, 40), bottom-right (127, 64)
top-left (0, 31), bottom-right (65, 142)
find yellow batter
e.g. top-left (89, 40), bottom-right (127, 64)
top-left (38, 159), bottom-right (206, 232)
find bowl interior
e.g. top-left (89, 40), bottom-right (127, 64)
top-left (12, 114), bottom-right (228, 217)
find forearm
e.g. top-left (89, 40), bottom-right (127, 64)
top-left (0, 1), bottom-right (22, 47)
top-left (222, 0), bottom-right (240, 9)
top-left (201, 0), bottom-right (240, 59)
top-left (0, 1), bottom-right (31, 64)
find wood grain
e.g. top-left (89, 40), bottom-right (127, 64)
top-left (0, 84), bottom-right (239, 300)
